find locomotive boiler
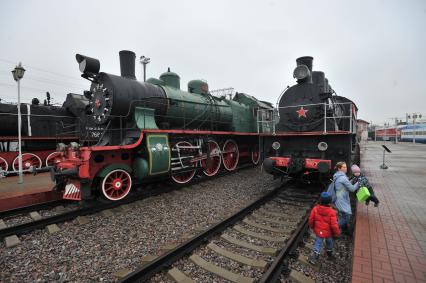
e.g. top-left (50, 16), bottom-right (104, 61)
top-left (261, 56), bottom-right (359, 182)
top-left (76, 51), bottom-right (264, 146)
top-left (53, 50), bottom-right (272, 201)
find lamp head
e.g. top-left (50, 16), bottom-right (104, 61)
top-left (76, 54), bottom-right (100, 76)
top-left (12, 62), bottom-right (25, 81)
top-left (140, 56), bottom-right (150, 64)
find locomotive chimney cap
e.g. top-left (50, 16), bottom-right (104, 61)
top-left (119, 50), bottom-right (136, 56)
top-left (296, 56), bottom-right (313, 72)
top-left (296, 56), bottom-right (313, 60)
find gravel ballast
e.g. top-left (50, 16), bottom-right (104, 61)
top-left (150, 188), bottom-right (314, 283)
top-left (282, 232), bottom-right (354, 283)
top-left (0, 167), bottom-right (278, 282)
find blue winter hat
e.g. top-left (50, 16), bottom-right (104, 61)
top-left (320, 192), bottom-right (332, 204)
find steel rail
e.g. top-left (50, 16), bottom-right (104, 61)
top-left (0, 164), bottom-right (254, 239)
top-left (120, 184), bottom-right (287, 283)
top-left (0, 185), bottom-right (175, 239)
top-left (0, 199), bottom-right (69, 218)
top-left (259, 214), bottom-right (310, 283)
top-left (120, 183), bottom-right (318, 283)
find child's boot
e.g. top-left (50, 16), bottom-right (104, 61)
top-left (371, 195), bottom-right (379, 207)
top-left (326, 250), bottom-right (336, 261)
top-left (308, 252), bottom-right (319, 265)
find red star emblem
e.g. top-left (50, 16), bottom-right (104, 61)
top-left (296, 107), bottom-right (308, 118)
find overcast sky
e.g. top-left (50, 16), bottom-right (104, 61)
top-left (0, 0), bottom-right (425, 124)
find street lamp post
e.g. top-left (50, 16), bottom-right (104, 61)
top-left (408, 113), bottom-right (422, 144)
top-left (11, 62), bottom-right (26, 184)
top-left (413, 115), bottom-right (416, 144)
top-left (374, 126), bottom-right (377, 142)
top-left (139, 56), bottom-right (150, 82)
top-left (384, 122), bottom-right (387, 142)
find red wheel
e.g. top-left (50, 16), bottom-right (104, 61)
top-left (101, 169), bottom-right (132, 201)
top-left (251, 145), bottom-right (260, 165)
top-left (0, 157), bottom-right (8, 173)
top-left (222, 139), bottom-right (239, 171)
top-left (171, 141), bottom-right (197, 184)
top-left (45, 151), bottom-right (62, 167)
top-left (201, 140), bottom-right (221, 177)
top-left (12, 153), bottom-right (42, 172)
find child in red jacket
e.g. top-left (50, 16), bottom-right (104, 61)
top-left (308, 192), bottom-right (340, 264)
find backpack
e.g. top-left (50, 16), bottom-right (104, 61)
top-left (326, 175), bottom-right (343, 203)
top-left (326, 180), bottom-right (337, 203)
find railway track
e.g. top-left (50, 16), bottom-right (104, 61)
top-left (0, 198), bottom-right (69, 219)
top-left (119, 182), bottom-right (320, 283)
top-left (0, 164), bottom-right (254, 241)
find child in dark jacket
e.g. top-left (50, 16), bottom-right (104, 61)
top-left (308, 192), bottom-right (341, 264)
top-left (351, 165), bottom-right (379, 207)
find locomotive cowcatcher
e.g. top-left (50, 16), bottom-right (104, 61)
top-left (52, 50), bottom-right (273, 201)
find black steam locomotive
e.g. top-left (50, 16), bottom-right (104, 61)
top-left (262, 56), bottom-right (359, 182)
top-left (0, 93), bottom-right (96, 175)
top-left (52, 50), bottom-right (270, 201)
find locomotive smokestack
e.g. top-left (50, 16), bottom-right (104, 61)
top-left (296, 56), bottom-right (313, 72)
top-left (119, 50), bottom-right (136, 80)
top-left (294, 56), bottom-right (313, 83)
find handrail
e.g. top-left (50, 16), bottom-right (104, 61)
top-left (257, 101), bottom-right (356, 134)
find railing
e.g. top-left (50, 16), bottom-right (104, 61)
top-left (210, 88), bottom-right (234, 100)
top-left (256, 108), bottom-right (276, 134)
top-left (257, 102), bottom-right (356, 134)
top-left (81, 96), bottom-right (263, 146)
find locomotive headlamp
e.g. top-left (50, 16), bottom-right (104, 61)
top-left (56, 143), bottom-right (66, 152)
top-left (76, 54), bottom-right (100, 75)
top-left (272, 141), bottom-right (281, 150)
top-left (69, 142), bottom-right (80, 151)
top-left (293, 65), bottom-right (310, 80)
top-left (318, 142), bottom-right (328, 151)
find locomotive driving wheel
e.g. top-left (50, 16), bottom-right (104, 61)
top-left (251, 145), bottom-right (260, 165)
top-left (101, 169), bottom-right (132, 201)
top-left (45, 151), bottom-right (62, 167)
top-left (171, 141), bottom-right (197, 184)
top-left (12, 153), bottom-right (42, 172)
top-left (222, 139), bottom-right (239, 171)
top-left (201, 140), bottom-right (221, 177)
top-left (0, 157), bottom-right (8, 174)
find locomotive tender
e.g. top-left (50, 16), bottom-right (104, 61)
top-left (53, 50), bottom-right (272, 201)
top-left (261, 56), bottom-right (359, 182)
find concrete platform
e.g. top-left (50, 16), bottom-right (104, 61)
top-left (0, 172), bottom-right (54, 198)
top-left (352, 142), bottom-right (426, 282)
top-left (0, 173), bottom-right (60, 212)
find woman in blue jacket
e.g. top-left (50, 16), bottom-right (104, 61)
top-left (327, 161), bottom-right (360, 234)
